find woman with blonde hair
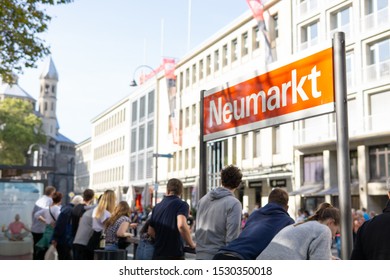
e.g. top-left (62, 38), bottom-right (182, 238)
top-left (87, 190), bottom-right (116, 251)
top-left (104, 201), bottom-right (137, 251)
top-left (92, 190), bottom-right (116, 232)
top-left (257, 202), bottom-right (340, 260)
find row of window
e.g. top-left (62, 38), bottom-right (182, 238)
top-left (129, 152), bottom-right (153, 182)
top-left (93, 136), bottom-right (125, 160)
top-left (302, 144), bottom-right (389, 185)
top-left (131, 90), bottom-right (155, 124)
top-left (92, 165), bottom-right (124, 185)
top-left (94, 108), bottom-right (127, 136)
top-left (299, 1), bottom-right (389, 51)
top-left (177, 16), bottom-right (278, 91)
top-left (168, 147), bottom-right (197, 172)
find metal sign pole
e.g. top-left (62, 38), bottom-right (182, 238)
top-left (199, 90), bottom-right (207, 200)
top-left (333, 32), bottom-right (353, 260)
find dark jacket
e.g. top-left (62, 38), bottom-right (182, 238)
top-left (52, 203), bottom-right (75, 246)
top-left (218, 202), bottom-right (295, 259)
top-left (351, 200), bottom-right (390, 260)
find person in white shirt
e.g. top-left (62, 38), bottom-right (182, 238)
top-left (31, 186), bottom-right (56, 260)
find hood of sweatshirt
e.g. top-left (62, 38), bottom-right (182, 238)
top-left (255, 202), bottom-right (290, 216)
top-left (208, 187), bottom-right (233, 201)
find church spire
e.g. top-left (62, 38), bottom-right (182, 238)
top-left (40, 57), bottom-right (59, 81)
top-left (38, 57), bottom-right (59, 138)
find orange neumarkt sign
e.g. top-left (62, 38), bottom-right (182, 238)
top-left (203, 47), bottom-right (335, 141)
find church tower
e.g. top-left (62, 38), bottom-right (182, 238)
top-left (39, 57), bottom-right (59, 138)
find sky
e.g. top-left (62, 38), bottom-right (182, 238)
top-left (18, 0), bottom-right (250, 144)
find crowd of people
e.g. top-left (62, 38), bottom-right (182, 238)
top-left (3, 164), bottom-right (389, 260)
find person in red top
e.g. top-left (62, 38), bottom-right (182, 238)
top-left (2, 214), bottom-right (31, 241)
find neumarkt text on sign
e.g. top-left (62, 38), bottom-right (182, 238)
top-left (203, 47), bottom-right (335, 141)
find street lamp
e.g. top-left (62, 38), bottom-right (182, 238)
top-left (153, 153), bottom-right (173, 204)
top-left (130, 65), bottom-right (158, 87)
top-left (27, 143), bottom-right (44, 180)
top-left (27, 143), bottom-right (44, 167)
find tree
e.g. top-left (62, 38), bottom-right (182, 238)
top-left (0, 0), bottom-right (73, 83)
top-left (0, 98), bottom-right (46, 165)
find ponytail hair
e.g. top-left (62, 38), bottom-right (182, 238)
top-left (306, 202), bottom-right (340, 225)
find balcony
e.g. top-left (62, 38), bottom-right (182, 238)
top-left (361, 7), bottom-right (390, 33)
top-left (298, 0), bottom-right (319, 19)
top-left (294, 113), bottom-right (390, 146)
top-left (363, 59), bottom-right (390, 83)
top-left (330, 23), bottom-right (353, 41)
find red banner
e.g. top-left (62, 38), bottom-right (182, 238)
top-left (163, 58), bottom-right (181, 145)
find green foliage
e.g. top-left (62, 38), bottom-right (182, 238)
top-left (0, 0), bottom-right (73, 83)
top-left (0, 98), bottom-right (46, 164)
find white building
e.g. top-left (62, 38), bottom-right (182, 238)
top-left (75, 0), bottom-right (389, 215)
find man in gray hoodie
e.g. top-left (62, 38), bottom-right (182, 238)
top-left (195, 165), bottom-right (242, 259)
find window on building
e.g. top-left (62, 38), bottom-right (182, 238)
top-left (185, 149), bottom-right (189, 169)
top-left (138, 125), bottom-right (145, 150)
top-left (192, 103), bottom-right (197, 125)
top-left (191, 147), bottom-right (196, 169)
top-left (178, 150), bottom-right (182, 170)
top-left (350, 150), bottom-right (359, 182)
top-left (132, 101), bottom-right (137, 124)
top-left (254, 130), bottom-right (261, 157)
top-left (273, 126), bottom-right (281, 154)
top-left (44, 102), bottom-right (47, 111)
top-left (252, 25), bottom-right (260, 50)
top-left (206, 55), bottom-right (211, 75)
top-left (179, 109), bottom-right (183, 130)
top-left (140, 96), bottom-right (146, 120)
top-left (231, 38), bottom-right (238, 62)
top-left (179, 72), bottom-right (184, 92)
top-left (51, 85), bottom-right (55, 94)
top-left (348, 98), bottom-right (358, 135)
top-left (45, 84), bottom-right (49, 94)
top-left (232, 136), bottom-right (237, 165)
top-left (147, 120), bottom-right (154, 148)
top-left (364, 0), bottom-right (388, 29)
top-left (369, 90), bottom-right (390, 131)
top-left (366, 38), bottom-right (390, 82)
top-left (130, 156), bottom-right (136, 181)
top-left (242, 133), bottom-right (250, 159)
top-left (192, 64), bottom-right (197, 84)
top-left (148, 90), bottom-right (154, 115)
top-left (369, 144), bottom-right (390, 181)
top-left (146, 152), bottom-right (153, 179)
top-left (241, 32), bottom-right (249, 56)
top-left (222, 44), bottom-right (228, 67)
top-left (330, 5), bottom-right (352, 38)
top-left (173, 152), bottom-right (177, 171)
top-left (300, 20), bottom-right (319, 50)
top-left (214, 49), bottom-right (220, 71)
top-left (199, 59), bottom-right (204, 80)
top-left (346, 51), bottom-right (354, 88)
top-left (137, 156), bottom-right (144, 180)
top-left (131, 128), bottom-right (137, 153)
top-left (303, 154), bottom-right (324, 184)
top-left (185, 107), bottom-right (190, 127)
top-left (186, 68), bottom-right (190, 87)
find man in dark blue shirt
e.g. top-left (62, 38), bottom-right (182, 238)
top-left (149, 178), bottom-right (195, 259)
top-left (213, 188), bottom-right (294, 260)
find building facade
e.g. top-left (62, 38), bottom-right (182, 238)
top-left (75, 0), bottom-right (389, 216)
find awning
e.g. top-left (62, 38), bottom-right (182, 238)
top-left (289, 184), bottom-right (323, 196)
top-left (316, 183), bottom-right (359, 196)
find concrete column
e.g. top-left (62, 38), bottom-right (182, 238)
top-left (357, 145), bottom-right (375, 211)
